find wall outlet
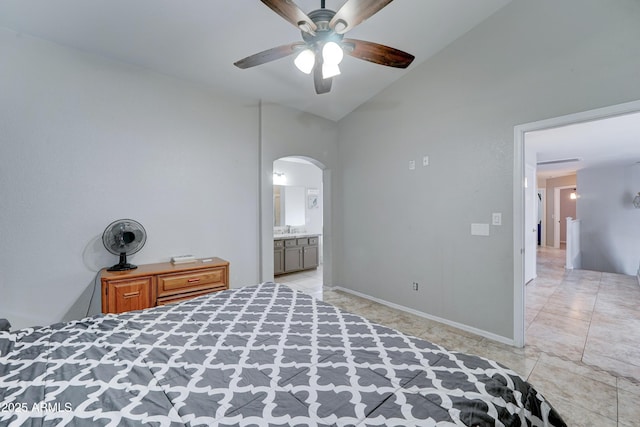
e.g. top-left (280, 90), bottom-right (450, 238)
top-left (409, 160), bottom-right (416, 170)
top-left (412, 282), bottom-right (419, 291)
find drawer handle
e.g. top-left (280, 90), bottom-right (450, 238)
top-left (187, 278), bottom-right (201, 283)
top-left (123, 291), bottom-right (140, 298)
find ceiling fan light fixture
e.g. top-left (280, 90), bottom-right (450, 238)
top-left (322, 41), bottom-right (344, 65)
top-left (294, 49), bottom-right (316, 74)
top-left (322, 63), bottom-right (341, 79)
top-left (234, 0), bottom-right (415, 94)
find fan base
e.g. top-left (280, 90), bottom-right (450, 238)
top-left (107, 263), bottom-right (138, 272)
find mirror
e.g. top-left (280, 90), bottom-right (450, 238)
top-left (273, 185), bottom-right (306, 227)
top-left (274, 185), bottom-right (284, 226)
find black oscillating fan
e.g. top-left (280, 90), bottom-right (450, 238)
top-left (102, 219), bottom-right (147, 271)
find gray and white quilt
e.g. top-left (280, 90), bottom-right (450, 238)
top-left (1, 282), bottom-right (566, 426)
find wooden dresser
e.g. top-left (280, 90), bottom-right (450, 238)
top-left (101, 257), bottom-right (229, 314)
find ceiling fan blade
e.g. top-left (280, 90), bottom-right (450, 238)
top-left (260, 0), bottom-right (317, 34)
top-left (342, 38), bottom-right (414, 68)
top-left (234, 42), bottom-right (305, 69)
top-left (313, 62), bottom-right (332, 94)
top-left (330, 0), bottom-right (393, 34)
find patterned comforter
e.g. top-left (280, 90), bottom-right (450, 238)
top-left (0, 282), bottom-right (565, 426)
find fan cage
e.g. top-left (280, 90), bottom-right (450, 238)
top-left (102, 219), bottom-right (147, 271)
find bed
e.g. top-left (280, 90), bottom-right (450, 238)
top-left (1, 282), bottom-right (565, 426)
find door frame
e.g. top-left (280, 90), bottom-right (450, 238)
top-left (513, 99), bottom-right (640, 348)
top-left (271, 156), bottom-right (324, 278)
top-left (524, 163), bottom-right (537, 283)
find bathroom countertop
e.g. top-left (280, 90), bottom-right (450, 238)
top-left (273, 233), bottom-right (320, 239)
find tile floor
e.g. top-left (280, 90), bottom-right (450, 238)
top-left (274, 265), bottom-right (324, 300)
top-left (275, 252), bottom-right (640, 426)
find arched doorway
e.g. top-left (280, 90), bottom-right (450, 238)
top-left (270, 156), bottom-right (324, 298)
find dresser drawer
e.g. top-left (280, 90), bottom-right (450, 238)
top-left (104, 276), bottom-right (154, 314)
top-left (157, 267), bottom-right (227, 298)
top-left (309, 237), bottom-right (318, 245)
top-left (284, 239), bottom-right (297, 247)
top-left (274, 240), bottom-right (285, 248)
top-left (296, 238), bottom-right (308, 246)
top-left (156, 289), bottom-right (217, 306)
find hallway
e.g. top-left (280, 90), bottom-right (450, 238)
top-left (527, 247), bottom-right (640, 380)
top-left (521, 247), bottom-right (640, 425)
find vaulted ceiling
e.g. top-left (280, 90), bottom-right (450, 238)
top-left (0, 0), bottom-right (511, 121)
top-left (4, 1), bottom-right (637, 175)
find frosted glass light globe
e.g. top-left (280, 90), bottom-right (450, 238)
top-left (322, 41), bottom-right (344, 65)
top-left (322, 63), bottom-right (341, 79)
top-left (294, 49), bottom-right (315, 74)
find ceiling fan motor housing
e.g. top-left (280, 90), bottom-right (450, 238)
top-left (301, 9), bottom-right (344, 46)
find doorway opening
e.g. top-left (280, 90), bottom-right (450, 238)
top-left (553, 185), bottom-right (577, 249)
top-left (513, 99), bottom-right (640, 347)
top-left (271, 156), bottom-right (324, 299)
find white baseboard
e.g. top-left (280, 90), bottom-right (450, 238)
top-left (331, 286), bottom-right (515, 347)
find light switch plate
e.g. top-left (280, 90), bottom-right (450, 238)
top-left (471, 223), bottom-right (490, 236)
top-left (423, 156), bottom-right (429, 166)
top-left (492, 212), bottom-right (502, 226)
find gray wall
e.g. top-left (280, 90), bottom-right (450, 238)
top-left (0, 27), bottom-right (339, 330)
top-left (0, 28), bottom-right (261, 329)
top-left (578, 164), bottom-right (640, 275)
top-left (259, 103), bottom-right (339, 285)
top-left (0, 29), bottom-right (341, 330)
top-left (336, 0), bottom-right (640, 340)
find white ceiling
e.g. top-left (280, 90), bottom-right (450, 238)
top-left (0, 0), bottom-right (511, 121)
top-left (527, 111), bottom-right (640, 179)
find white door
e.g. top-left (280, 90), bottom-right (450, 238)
top-left (553, 185), bottom-right (575, 248)
top-left (524, 164), bottom-right (537, 283)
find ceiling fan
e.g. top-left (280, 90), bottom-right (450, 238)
top-left (233, 0), bottom-right (415, 94)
